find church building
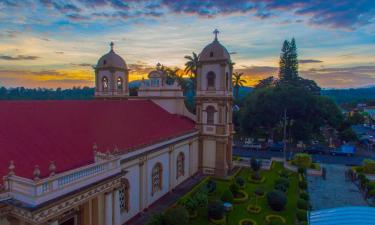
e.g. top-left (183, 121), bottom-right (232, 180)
top-left (0, 31), bottom-right (234, 225)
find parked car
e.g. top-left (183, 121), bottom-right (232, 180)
top-left (304, 145), bottom-right (328, 154)
top-left (331, 144), bottom-right (356, 156)
top-left (268, 142), bottom-right (284, 151)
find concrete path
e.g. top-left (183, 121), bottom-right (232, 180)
top-left (307, 164), bottom-right (368, 210)
top-left (128, 174), bottom-right (206, 225)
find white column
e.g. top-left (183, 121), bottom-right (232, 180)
top-left (114, 189), bottom-right (121, 225)
top-left (98, 194), bottom-right (105, 225)
top-left (105, 192), bottom-right (113, 225)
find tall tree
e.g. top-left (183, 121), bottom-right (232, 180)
top-left (184, 52), bottom-right (199, 92)
top-left (255, 76), bottom-right (274, 89)
top-left (232, 72), bottom-right (246, 99)
top-left (279, 38), bottom-right (299, 83)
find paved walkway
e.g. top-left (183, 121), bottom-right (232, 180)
top-left (307, 164), bottom-right (368, 210)
top-left (129, 174), bottom-right (206, 225)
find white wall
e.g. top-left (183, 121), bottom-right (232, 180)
top-left (173, 144), bottom-right (190, 187)
top-left (202, 139), bottom-right (216, 173)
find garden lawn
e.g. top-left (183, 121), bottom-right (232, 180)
top-left (189, 162), bottom-right (299, 225)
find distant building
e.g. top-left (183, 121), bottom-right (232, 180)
top-left (0, 31), bottom-right (234, 225)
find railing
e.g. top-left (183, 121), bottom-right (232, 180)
top-left (4, 156), bottom-right (120, 205)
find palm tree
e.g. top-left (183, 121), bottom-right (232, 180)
top-left (184, 52), bottom-right (199, 92)
top-left (232, 72), bottom-right (246, 99)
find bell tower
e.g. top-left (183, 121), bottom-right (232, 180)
top-left (196, 29), bottom-right (234, 176)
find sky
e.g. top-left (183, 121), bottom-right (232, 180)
top-left (0, 0), bottom-right (375, 89)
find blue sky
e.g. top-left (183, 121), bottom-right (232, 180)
top-left (0, 0), bottom-right (375, 88)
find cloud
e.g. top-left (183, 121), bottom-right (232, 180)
top-left (55, 51), bottom-right (64, 54)
top-left (301, 66), bottom-right (375, 88)
top-left (299, 59), bottom-right (323, 64)
top-left (71, 63), bottom-right (93, 67)
top-left (0, 55), bottom-right (40, 61)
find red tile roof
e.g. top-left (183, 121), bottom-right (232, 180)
top-left (0, 100), bottom-right (196, 179)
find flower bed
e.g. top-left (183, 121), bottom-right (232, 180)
top-left (233, 190), bottom-right (249, 203)
top-left (265, 215), bottom-right (286, 224)
top-left (247, 204), bottom-right (261, 214)
top-left (239, 218), bottom-right (257, 225)
top-left (209, 216), bottom-right (226, 225)
top-left (248, 176), bottom-right (266, 184)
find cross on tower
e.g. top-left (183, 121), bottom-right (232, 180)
top-left (213, 29), bottom-right (219, 41)
top-left (110, 42), bottom-right (114, 51)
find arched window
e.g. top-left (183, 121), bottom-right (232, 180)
top-left (207, 71), bottom-right (216, 89)
top-left (226, 72), bottom-right (229, 90)
top-left (210, 51), bottom-right (214, 57)
top-left (102, 76), bottom-right (109, 92)
top-left (152, 163), bottom-right (162, 195)
top-left (117, 77), bottom-right (123, 90)
top-left (119, 178), bottom-right (130, 212)
top-left (176, 152), bottom-right (185, 179)
top-left (206, 106), bottom-right (215, 125)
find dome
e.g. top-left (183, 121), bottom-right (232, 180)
top-left (199, 30), bottom-right (230, 62)
top-left (96, 42), bottom-right (127, 69)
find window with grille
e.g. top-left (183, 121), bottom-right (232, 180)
top-left (152, 163), bottom-right (162, 195)
top-left (176, 152), bottom-right (185, 179)
top-left (119, 179), bottom-right (129, 212)
top-left (206, 106), bottom-right (215, 125)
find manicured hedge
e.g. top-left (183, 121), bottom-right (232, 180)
top-left (267, 190), bottom-right (287, 211)
top-left (296, 209), bottom-right (307, 221)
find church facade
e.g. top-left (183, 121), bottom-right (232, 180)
top-left (0, 31), bottom-right (233, 225)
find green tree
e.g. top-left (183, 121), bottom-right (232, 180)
top-left (232, 72), bottom-right (246, 100)
top-left (184, 52), bottom-right (199, 92)
top-left (255, 76), bottom-right (274, 89)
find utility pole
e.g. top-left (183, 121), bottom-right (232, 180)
top-left (283, 108), bottom-right (287, 162)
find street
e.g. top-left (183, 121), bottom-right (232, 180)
top-left (233, 147), bottom-right (375, 166)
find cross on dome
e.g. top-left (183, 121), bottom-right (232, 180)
top-left (213, 29), bottom-right (219, 41)
top-left (110, 41), bottom-right (114, 52)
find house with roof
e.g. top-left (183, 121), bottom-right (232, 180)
top-left (0, 31), bottom-right (234, 225)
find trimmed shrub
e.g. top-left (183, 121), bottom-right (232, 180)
top-left (206, 180), bottom-right (217, 194)
top-left (208, 201), bottom-right (225, 220)
top-left (298, 167), bottom-right (307, 175)
top-left (299, 180), bottom-right (308, 190)
top-left (297, 199), bottom-right (309, 210)
top-left (363, 159), bottom-right (375, 174)
top-left (300, 192), bottom-right (309, 201)
top-left (221, 189), bottom-right (234, 203)
top-left (247, 204), bottom-right (262, 214)
top-left (267, 190), bottom-right (287, 211)
top-left (236, 177), bottom-right (245, 187)
top-left (297, 209), bottom-right (307, 222)
top-left (148, 213), bottom-right (165, 225)
top-left (180, 197), bottom-right (197, 213)
top-left (164, 205), bottom-right (189, 225)
top-left (251, 172), bottom-right (262, 181)
top-left (230, 183), bottom-right (240, 195)
top-left (292, 153), bottom-right (312, 168)
top-left (275, 178), bottom-right (290, 188)
top-left (299, 222), bottom-right (308, 225)
top-left (368, 189), bottom-right (375, 197)
top-left (194, 191), bottom-right (208, 207)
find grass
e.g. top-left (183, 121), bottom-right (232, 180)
top-left (188, 162), bottom-right (299, 225)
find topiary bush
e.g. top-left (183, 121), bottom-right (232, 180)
top-left (206, 180), bottom-right (217, 194)
top-left (221, 189), bottom-right (234, 203)
top-left (208, 201), bottom-right (225, 220)
top-left (297, 209), bottom-right (307, 222)
top-left (267, 190), bottom-right (287, 211)
top-left (164, 205), bottom-right (189, 225)
top-left (236, 177), bottom-right (245, 187)
top-left (297, 199), bottom-right (309, 210)
top-left (300, 192), bottom-right (309, 201)
top-left (180, 197), bottom-right (198, 213)
top-left (193, 190), bottom-right (208, 207)
top-left (279, 170), bottom-right (289, 178)
top-left (292, 153), bottom-right (312, 169)
top-left (230, 183), bottom-right (241, 195)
